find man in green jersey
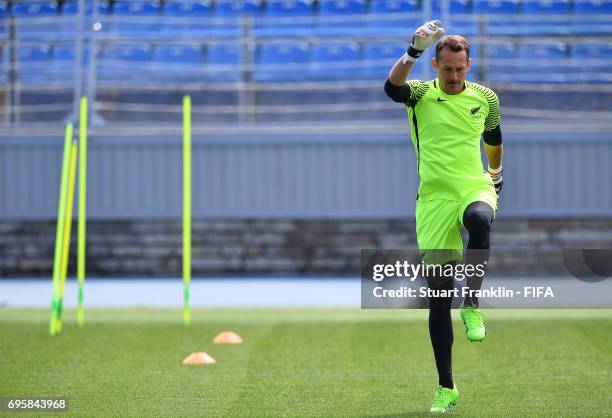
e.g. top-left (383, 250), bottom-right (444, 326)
top-left (384, 20), bottom-right (504, 413)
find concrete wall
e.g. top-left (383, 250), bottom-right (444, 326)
top-left (2, 219), bottom-right (611, 277)
top-left (1, 132), bottom-right (611, 220)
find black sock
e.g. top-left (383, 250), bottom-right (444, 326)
top-left (425, 262), bottom-right (455, 389)
top-left (429, 308), bottom-right (454, 389)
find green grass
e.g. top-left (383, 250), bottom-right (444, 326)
top-left (1, 308), bottom-right (611, 417)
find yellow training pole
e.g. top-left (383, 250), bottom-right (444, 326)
top-left (183, 95), bottom-right (192, 326)
top-left (50, 124), bottom-right (73, 335)
top-left (56, 140), bottom-right (78, 334)
top-left (77, 96), bottom-right (88, 327)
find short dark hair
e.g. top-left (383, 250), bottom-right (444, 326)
top-left (435, 35), bottom-right (470, 62)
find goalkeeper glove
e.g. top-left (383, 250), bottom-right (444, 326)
top-left (488, 165), bottom-right (503, 195)
top-left (402, 20), bottom-right (445, 64)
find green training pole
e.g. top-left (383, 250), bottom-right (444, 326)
top-left (77, 96), bottom-right (88, 327)
top-left (50, 124), bottom-right (73, 336)
top-left (183, 95), bottom-right (192, 326)
top-left (57, 140), bottom-right (79, 335)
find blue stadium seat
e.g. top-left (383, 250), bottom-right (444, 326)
top-left (205, 43), bottom-right (242, 81)
top-left (111, 1), bottom-right (161, 39)
top-left (214, 0), bottom-right (263, 16)
top-left (571, 43), bottom-right (612, 83)
top-left (153, 45), bottom-right (203, 82)
top-left (255, 0), bottom-right (314, 38)
top-left (98, 44), bottom-right (153, 82)
top-left (309, 42), bottom-right (361, 80)
top-left (254, 42), bottom-right (309, 81)
top-left (0, 3), bottom-right (6, 39)
top-left (574, 0), bottom-right (612, 13)
top-left (472, 0), bottom-right (520, 13)
top-left (519, 0), bottom-right (570, 35)
top-left (317, 0), bottom-right (366, 36)
top-left (445, 17), bottom-right (478, 37)
top-left (0, 45), bottom-right (7, 84)
top-left (50, 44), bottom-right (78, 77)
top-left (571, 1), bottom-right (612, 35)
top-left (516, 42), bottom-right (568, 82)
top-left (162, 2), bottom-right (221, 39)
top-left (18, 44), bottom-right (52, 84)
top-left (12, 2), bottom-right (58, 40)
top-left (362, 42), bottom-right (405, 79)
top-left (433, 0), bottom-right (472, 14)
top-left (483, 41), bottom-right (517, 83)
top-left (369, 0), bottom-right (420, 13)
top-left (366, 1), bottom-right (420, 36)
top-left (53, 44), bottom-right (76, 61)
top-left (154, 45), bottom-right (203, 63)
top-left (523, 0), bottom-right (569, 13)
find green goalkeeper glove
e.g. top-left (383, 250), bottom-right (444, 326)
top-left (402, 20), bottom-right (445, 64)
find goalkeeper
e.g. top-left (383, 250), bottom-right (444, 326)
top-left (384, 20), bottom-right (504, 413)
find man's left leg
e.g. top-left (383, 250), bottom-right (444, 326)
top-left (462, 200), bottom-right (495, 307)
top-left (458, 191), bottom-right (497, 342)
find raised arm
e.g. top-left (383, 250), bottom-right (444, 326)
top-left (385, 20), bottom-right (445, 103)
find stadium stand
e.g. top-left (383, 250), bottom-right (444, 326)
top-left (0, 0), bottom-right (611, 125)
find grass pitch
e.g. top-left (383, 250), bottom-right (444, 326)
top-left (1, 308), bottom-right (611, 417)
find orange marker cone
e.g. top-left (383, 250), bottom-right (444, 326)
top-left (182, 352), bottom-right (216, 365)
top-left (213, 331), bottom-right (243, 344)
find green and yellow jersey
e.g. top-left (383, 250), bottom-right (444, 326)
top-left (404, 79), bottom-right (501, 202)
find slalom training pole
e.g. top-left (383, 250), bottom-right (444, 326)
top-left (50, 124), bottom-right (73, 336)
top-left (56, 140), bottom-right (79, 334)
top-left (183, 95), bottom-right (192, 326)
top-left (77, 96), bottom-right (88, 327)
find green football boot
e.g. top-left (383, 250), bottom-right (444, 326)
top-left (461, 306), bottom-right (486, 342)
top-left (430, 385), bottom-right (459, 413)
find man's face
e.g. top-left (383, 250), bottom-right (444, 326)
top-left (432, 49), bottom-right (471, 95)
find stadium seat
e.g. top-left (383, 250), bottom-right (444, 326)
top-left (161, 2), bottom-right (225, 39)
top-left (473, 0), bottom-right (521, 35)
top-left (516, 42), bottom-right (568, 82)
top-left (153, 45), bottom-right (204, 82)
top-left (370, 0), bottom-right (419, 13)
top-left (98, 44), bottom-right (153, 83)
top-left (12, 2), bottom-right (59, 40)
top-left (17, 44), bottom-right (52, 84)
top-left (214, 0), bottom-right (263, 16)
top-left (254, 42), bottom-right (309, 81)
top-left (110, 1), bottom-right (161, 39)
top-left (309, 42), bottom-right (362, 80)
top-left (571, 42), bottom-right (612, 83)
top-left (317, 0), bottom-right (367, 36)
top-left (362, 42), bottom-right (406, 79)
top-left (433, 0), bottom-right (472, 14)
top-left (50, 44), bottom-right (77, 78)
top-left (0, 45), bottom-right (7, 84)
top-left (205, 43), bottom-right (242, 81)
top-left (573, 0), bottom-right (612, 13)
top-left (472, 0), bottom-right (520, 13)
top-left (523, 0), bottom-right (569, 13)
top-left (571, 1), bottom-right (612, 35)
top-left (519, 0), bottom-right (570, 35)
top-left (0, 3), bottom-right (6, 39)
top-left (366, 0), bottom-right (420, 36)
top-left (445, 17), bottom-right (478, 37)
top-left (254, 0), bottom-right (314, 38)
top-left (482, 41), bottom-right (517, 83)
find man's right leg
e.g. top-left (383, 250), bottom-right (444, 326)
top-left (426, 264), bottom-right (456, 389)
top-left (416, 199), bottom-right (463, 412)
